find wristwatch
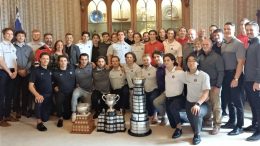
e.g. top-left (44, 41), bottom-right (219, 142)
top-left (195, 102), bottom-right (201, 106)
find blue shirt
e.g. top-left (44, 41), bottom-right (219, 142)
top-left (29, 66), bottom-right (52, 95)
top-left (52, 66), bottom-right (76, 93)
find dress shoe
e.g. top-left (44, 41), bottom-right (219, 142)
top-left (244, 125), bottom-right (257, 132)
top-left (172, 128), bottom-right (182, 139)
top-left (227, 127), bottom-right (243, 136)
top-left (57, 119), bottom-right (63, 127)
top-left (192, 134), bottom-right (201, 145)
top-left (211, 126), bottom-right (220, 135)
top-left (221, 122), bottom-right (235, 129)
top-left (246, 131), bottom-right (260, 141)
top-left (37, 123), bottom-right (47, 131)
top-left (4, 116), bottom-right (19, 122)
top-left (0, 120), bottom-right (11, 127)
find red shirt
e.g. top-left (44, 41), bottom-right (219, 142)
top-left (144, 41), bottom-right (164, 65)
top-left (237, 34), bottom-right (248, 49)
top-left (176, 37), bottom-right (188, 45)
top-left (34, 45), bottom-right (53, 62)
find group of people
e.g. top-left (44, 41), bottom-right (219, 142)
top-left (0, 18), bottom-right (259, 145)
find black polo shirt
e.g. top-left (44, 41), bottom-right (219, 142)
top-left (53, 66), bottom-right (76, 93)
top-left (29, 66), bottom-right (52, 95)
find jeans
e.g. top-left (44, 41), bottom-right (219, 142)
top-left (71, 87), bottom-right (92, 112)
top-left (186, 101), bottom-right (208, 135)
top-left (166, 94), bottom-right (185, 128)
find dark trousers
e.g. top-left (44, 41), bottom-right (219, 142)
top-left (55, 91), bottom-right (72, 119)
top-left (221, 70), bottom-right (244, 128)
top-left (166, 94), bottom-right (185, 128)
top-left (111, 85), bottom-right (129, 110)
top-left (145, 89), bottom-right (160, 117)
top-left (0, 70), bottom-right (13, 120)
top-left (186, 101), bottom-right (208, 135)
top-left (244, 81), bottom-right (260, 131)
top-left (35, 94), bottom-right (52, 122)
top-left (14, 74), bottom-right (30, 113)
top-left (91, 90), bottom-right (107, 112)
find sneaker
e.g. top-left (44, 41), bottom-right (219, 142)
top-left (36, 123), bottom-right (47, 131)
top-left (0, 120), bottom-right (11, 127)
top-left (211, 126), bottom-right (220, 135)
top-left (4, 116), bottom-right (19, 122)
top-left (150, 117), bottom-right (158, 125)
top-left (71, 113), bottom-right (76, 122)
top-left (57, 119), bottom-right (63, 127)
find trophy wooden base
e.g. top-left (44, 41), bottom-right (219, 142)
top-left (71, 114), bottom-right (95, 134)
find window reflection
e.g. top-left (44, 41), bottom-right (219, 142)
top-left (136, 0), bottom-right (156, 33)
top-left (161, 0), bottom-right (182, 29)
top-left (112, 0), bottom-right (131, 32)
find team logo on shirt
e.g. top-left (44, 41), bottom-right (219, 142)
top-left (40, 73), bottom-right (44, 76)
top-left (194, 79), bottom-right (197, 82)
top-left (70, 71), bottom-right (73, 75)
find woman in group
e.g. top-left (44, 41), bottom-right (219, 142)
top-left (131, 32), bottom-right (145, 66)
top-left (163, 53), bottom-right (185, 138)
top-left (180, 54), bottom-right (210, 145)
top-left (50, 40), bottom-right (67, 70)
top-left (141, 54), bottom-right (160, 124)
top-left (109, 56), bottom-right (129, 111)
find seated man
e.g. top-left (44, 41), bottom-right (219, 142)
top-left (71, 53), bottom-right (93, 122)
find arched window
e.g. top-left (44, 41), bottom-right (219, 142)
top-left (111, 0), bottom-right (131, 32)
top-left (88, 0), bottom-right (107, 34)
top-left (136, 0), bottom-right (156, 33)
top-left (161, 0), bottom-right (182, 30)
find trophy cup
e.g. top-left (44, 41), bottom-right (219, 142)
top-left (102, 94), bottom-right (120, 112)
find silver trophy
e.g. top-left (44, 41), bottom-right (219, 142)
top-left (76, 103), bottom-right (91, 115)
top-left (102, 94), bottom-right (120, 112)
